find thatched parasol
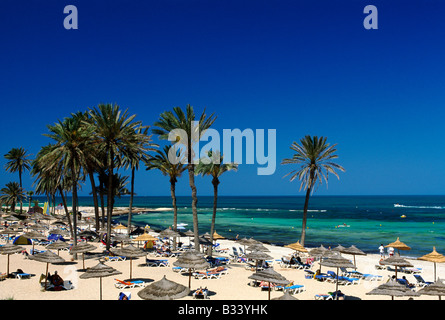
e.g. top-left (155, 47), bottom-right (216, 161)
top-left (248, 268), bottom-right (290, 300)
top-left (385, 237), bottom-right (411, 256)
top-left (29, 250), bottom-right (65, 291)
top-left (22, 231), bottom-right (46, 254)
top-left (0, 243), bottom-right (24, 276)
top-left (340, 245), bottom-right (367, 268)
top-left (418, 247), bottom-right (445, 281)
top-left (285, 241), bottom-right (308, 253)
top-left (366, 280), bottom-right (420, 300)
top-left (111, 244), bottom-right (146, 279)
top-left (380, 255), bottom-right (413, 278)
top-left (247, 243), bottom-right (270, 253)
top-left (173, 250), bottom-right (210, 288)
top-left (80, 262), bottom-right (122, 300)
top-left (46, 240), bottom-right (71, 256)
top-left (244, 250), bottom-right (273, 272)
top-left (137, 275), bottom-right (189, 300)
top-left (133, 232), bottom-right (157, 248)
top-left (70, 242), bottom-right (96, 270)
top-left (319, 253), bottom-right (356, 298)
top-left (0, 228), bottom-right (20, 243)
top-left (112, 234), bottom-right (132, 247)
top-left (418, 278), bottom-right (445, 300)
top-left (159, 228), bottom-right (181, 238)
top-left (212, 231), bottom-right (225, 240)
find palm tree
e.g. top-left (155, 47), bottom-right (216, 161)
top-left (196, 150), bottom-right (238, 255)
top-left (281, 136), bottom-right (345, 246)
top-left (88, 103), bottom-right (146, 250)
top-left (152, 105), bottom-right (216, 251)
top-left (27, 191), bottom-right (34, 212)
top-left (145, 145), bottom-right (186, 249)
top-left (4, 147), bottom-right (32, 214)
top-left (41, 113), bottom-right (95, 251)
top-left (0, 182), bottom-right (26, 213)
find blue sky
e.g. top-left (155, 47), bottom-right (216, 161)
top-left (1, 0), bottom-right (445, 196)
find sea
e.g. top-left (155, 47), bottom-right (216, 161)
top-left (36, 195), bottom-right (445, 258)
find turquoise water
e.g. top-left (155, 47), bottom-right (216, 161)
top-left (38, 195), bottom-right (445, 257)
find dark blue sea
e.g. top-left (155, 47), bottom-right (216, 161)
top-left (38, 195), bottom-right (445, 258)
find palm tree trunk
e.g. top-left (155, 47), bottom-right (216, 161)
top-left (88, 171), bottom-right (100, 231)
top-left (71, 163), bottom-right (78, 259)
top-left (300, 170), bottom-right (315, 247)
top-left (170, 179), bottom-right (177, 251)
top-left (19, 170), bottom-right (23, 214)
top-left (188, 162), bottom-right (200, 252)
top-left (59, 186), bottom-right (74, 238)
top-left (207, 178), bottom-right (219, 256)
top-left (127, 167), bottom-right (135, 235)
top-left (106, 149), bottom-right (114, 251)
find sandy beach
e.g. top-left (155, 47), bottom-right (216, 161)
top-left (1, 209), bottom-right (442, 301)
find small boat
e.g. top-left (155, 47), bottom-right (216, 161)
top-left (400, 215), bottom-right (406, 218)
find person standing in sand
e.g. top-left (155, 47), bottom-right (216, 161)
top-left (379, 244), bottom-right (385, 258)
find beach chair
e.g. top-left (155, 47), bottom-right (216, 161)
top-left (280, 257), bottom-right (292, 268)
top-left (105, 256), bottom-right (126, 262)
top-left (146, 258), bottom-right (169, 267)
top-left (193, 287), bottom-right (209, 299)
top-left (114, 279), bottom-right (147, 289)
top-left (401, 267), bottom-right (422, 274)
top-left (15, 272), bottom-right (32, 279)
top-left (413, 275), bottom-right (434, 288)
top-left (315, 293), bottom-right (334, 300)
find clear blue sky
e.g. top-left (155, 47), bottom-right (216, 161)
top-left (1, 0), bottom-right (445, 196)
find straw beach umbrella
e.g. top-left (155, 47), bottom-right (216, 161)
top-left (418, 247), bottom-right (445, 281)
top-left (80, 262), bottom-right (122, 300)
top-left (418, 278), bottom-right (445, 300)
top-left (173, 250), bottom-right (210, 288)
top-left (244, 250), bottom-right (273, 272)
top-left (285, 241), bottom-right (308, 253)
top-left (385, 237), bottom-right (411, 256)
top-left (111, 244), bottom-right (146, 279)
top-left (137, 275), bottom-right (189, 300)
top-left (366, 280), bottom-right (420, 300)
top-left (29, 250), bottom-right (65, 291)
top-left (319, 253), bottom-right (356, 298)
top-left (0, 243), bottom-right (24, 276)
top-left (22, 230), bottom-right (46, 254)
top-left (46, 240), bottom-right (71, 256)
top-left (248, 268), bottom-right (290, 300)
top-left (271, 291), bottom-right (298, 300)
top-left (0, 228), bottom-right (20, 243)
top-left (133, 232), bottom-right (157, 248)
top-left (341, 245), bottom-right (366, 268)
top-left (380, 255), bottom-right (413, 278)
top-left (69, 241), bottom-right (96, 270)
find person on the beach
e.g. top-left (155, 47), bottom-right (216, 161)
top-left (388, 246), bottom-right (394, 256)
top-left (379, 244), bottom-right (385, 257)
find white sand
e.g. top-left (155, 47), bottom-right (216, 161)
top-left (0, 209), bottom-right (443, 300)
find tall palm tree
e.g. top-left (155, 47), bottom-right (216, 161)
top-left (145, 145), bottom-right (186, 249)
top-left (281, 136), bottom-right (345, 246)
top-left (152, 105), bottom-right (216, 251)
top-left (88, 103), bottom-right (146, 250)
top-left (0, 182), bottom-right (26, 213)
top-left (41, 113), bottom-right (95, 251)
top-left (27, 191), bottom-right (34, 212)
top-left (4, 147), bottom-right (32, 214)
top-left (196, 151), bottom-right (238, 255)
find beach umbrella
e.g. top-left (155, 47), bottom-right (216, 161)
top-left (22, 230), bottom-right (46, 254)
top-left (112, 234), bottom-right (132, 247)
top-left (46, 239), bottom-right (71, 255)
top-left (29, 250), bottom-right (65, 291)
top-left (110, 244), bottom-right (146, 279)
top-left (0, 243), bottom-right (24, 276)
top-left (285, 241), bottom-right (308, 253)
top-left (319, 253), bottom-right (356, 299)
top-left (69, 241), bottom-right (96, 270)
top-left (173, 250), bottom-right (210, 288)
top-left (244, 250), bottom-right (273, 272)
top-left (380, 255), bottom-right (413, 278)
top-left (418, 247), bottom-right (445, 281)
top-left (341, 245), bottom-right (367, 268)
top-left (418, 278), bottom-right (445, 300)
top-left (0, 228), bottom-right (20, 243)
top-left (112, 224), bottom-right (127, 233)
top-left (385, 237), bottom-right (411, 256)
top-left (248, 268), bottom-right (290, 300)
top-left (133, 232), bottom-right (157, 248)
top-left (137, 275), bottom-right (189, 300)
top-left (366, 280), bottom-right (420, 300)
top-left (80, 261), bottom-right (122, 300)
top-left (212, 231), bottom-right (225, 240)
top-left (247, 243), bottom-right (270, 253)
top-left (184, 229), bottom-right (194, 245)
top-left (78, 230), bottom-right (99, 240)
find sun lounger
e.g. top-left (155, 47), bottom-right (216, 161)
top-left (401, 267), bottom-right (422, 274)
top-left (315, 293), bottom-right (333, 300)
top-left (104, 256), bottom-right (126, 262)
top-left (15, 272), bottom-right (32, 279)
top-left (118, 291), bottom-right (131, 300)
top-left (146, 258), bottom-right (169, 267)
top-left (413, 275), bottom-right (434, 288)
top-left (114, 279), bottom-right (147, 289)
top-left (274, 283), bottom-right (305, 294)
top-left (193, 287), bottom-right (209, 299)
